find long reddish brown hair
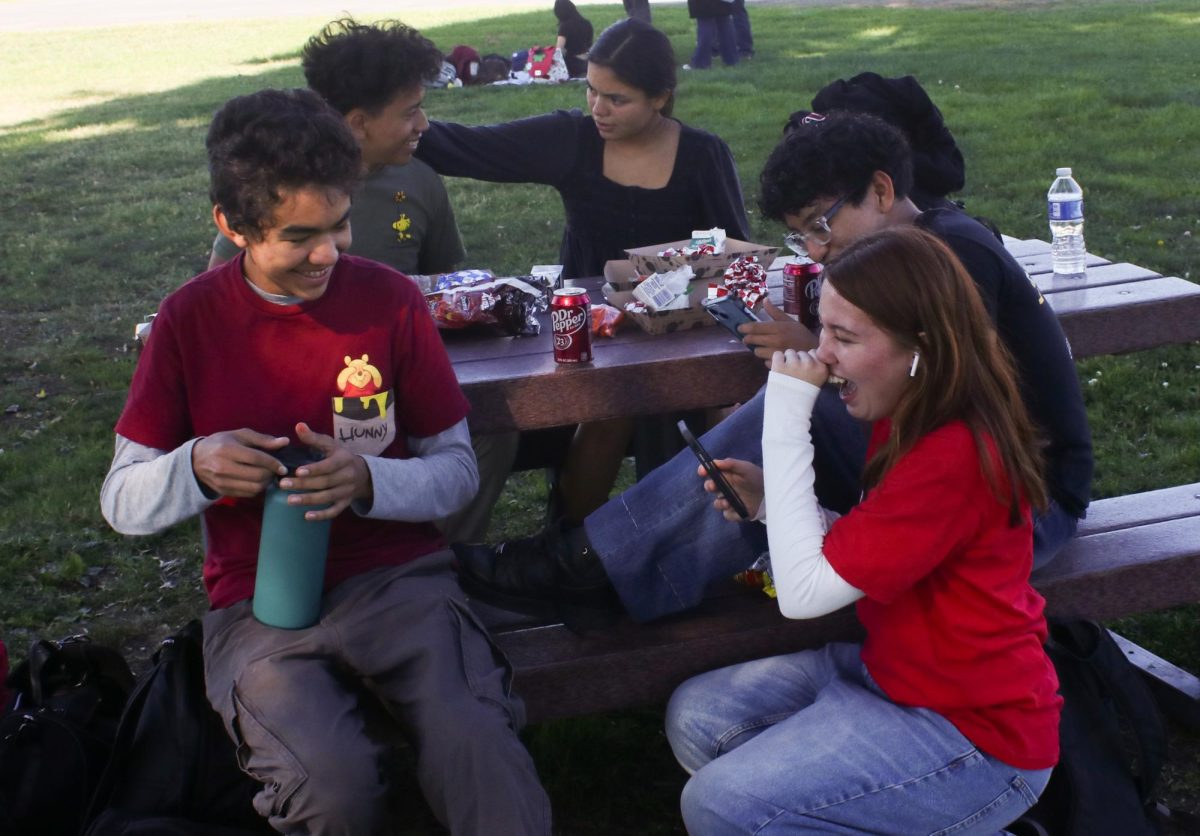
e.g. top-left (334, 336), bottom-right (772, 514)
top-left (821, 226), bottom-right (1047, 523)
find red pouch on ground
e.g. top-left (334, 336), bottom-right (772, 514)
top-left (590, 303), bottom-right (624, 337)
top-left (448, 44), bottom-right (481, 84)
top-left (426, 272), bottom-right (552, 336)
top-left (526, 45), bottom-right (558, 78)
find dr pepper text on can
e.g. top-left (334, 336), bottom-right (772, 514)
top-left (783, 260), bottom-right (823, 332)
top-left (551, 287), bottom-right (592, 364)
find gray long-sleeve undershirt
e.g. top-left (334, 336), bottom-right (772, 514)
top-left (100, 419), bottom-right (477, 537)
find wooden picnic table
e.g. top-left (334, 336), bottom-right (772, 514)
top-left (444, 238), bottom-right (1200, 434)
top-left (444, 238), bottom-right (1200, 724)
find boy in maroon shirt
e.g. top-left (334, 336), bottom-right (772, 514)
top-left (101, 88), bottom-right (549, 835)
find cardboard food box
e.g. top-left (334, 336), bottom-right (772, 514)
top-left (625, 238), bottom-right (780, 283)
top-left (601, 282), bottom-right (714, 335)
top-left (602, 259), bottom-right (641, 292)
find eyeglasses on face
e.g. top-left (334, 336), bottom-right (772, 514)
top-left (784, 196), bottom-right (847, 257)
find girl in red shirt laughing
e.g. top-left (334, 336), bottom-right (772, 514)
top-left (667, 226), bottom-right (1060, 835)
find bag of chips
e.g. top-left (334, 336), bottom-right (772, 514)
top-left (426, 271), bottom-right (553, 336)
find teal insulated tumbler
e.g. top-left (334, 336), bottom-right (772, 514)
top-left (252, 446), bottom-right (332, 629)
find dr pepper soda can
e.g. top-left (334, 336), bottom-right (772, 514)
top-left (783, 260), bottom-right (823, 332)
top-left (551, 287), bottom-right (592, 364)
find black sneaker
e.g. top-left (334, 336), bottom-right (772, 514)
top-left (453, 524), bottom-right (621, 632)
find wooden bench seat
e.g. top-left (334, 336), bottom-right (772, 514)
top-left (490, 483), bottom-right (1200, 724)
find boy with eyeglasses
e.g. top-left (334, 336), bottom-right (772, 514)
top-left (453, 111), bottom-right (1093, 630)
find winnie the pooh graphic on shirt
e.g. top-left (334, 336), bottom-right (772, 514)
top-left (332, 354), bottom-right (396, 455)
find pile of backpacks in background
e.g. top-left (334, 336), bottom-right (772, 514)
top-left (427, 43), bottom-right (570, 88)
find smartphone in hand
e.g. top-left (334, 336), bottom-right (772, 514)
top-left (702, 294), bottom-right (760, 346)
top-left (677, 420), bottom-right (750, 519)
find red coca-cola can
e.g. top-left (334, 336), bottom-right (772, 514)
top-left (782, 260), bottom-right (823, 332)
top-left (551, 287), bottom-right (592, 364)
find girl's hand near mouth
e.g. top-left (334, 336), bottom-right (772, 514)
top-left (770, 348), bottom-right (830, 389)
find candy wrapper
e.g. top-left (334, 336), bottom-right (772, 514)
top-left (530, 264), bottom-right (564, 290)
top-left (732, 554), bottom-right (777, 599)
top-left (627, 238), bottom-right (779, 283)
top-left (591, 303), bottom-right (624, 337)
top-left (434, 269), bottom-right (495, 291)
top-left (690, 227), bottom-right (727, 252)
top-left (657, 227), bottom-right (727, 258)
top-left (426, 271), bottom-right (552, 336)
top-left (406, 274), bottom-right (434, 293)
top-left (658, 242), bottom-right (717, 258)
top-left (631, 265), bottom-right (695, 312)
top-left (721, 256), bottom-right (769, 310)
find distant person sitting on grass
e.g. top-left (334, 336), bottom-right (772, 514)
top-left (553, 0), bottom-right (594, 78)
top-left (207, 18), bottom-right (514, 545)
top-left (102, 87), bottom-right (550, 835)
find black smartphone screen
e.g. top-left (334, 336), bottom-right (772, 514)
top-left (677, 420), bottom-right (750, 519)
top-left (702, 295), bottom-right (759, 345)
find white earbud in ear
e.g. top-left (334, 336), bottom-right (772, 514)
top-left (909, 351), bottom-right (920, 378)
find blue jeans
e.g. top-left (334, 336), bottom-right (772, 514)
top-left (585, 383), bottom-right (1078, 622)
top-left (731, 0), bottom-right (754, 56)
top-left (1032, 499), bottom-right (1078, 571)
top-left (692, 15), bottom-right (739, 68)
top-left (666, 642), bottom-right (1052, 835)
top-left (585, 386), bottom-right (866, 622)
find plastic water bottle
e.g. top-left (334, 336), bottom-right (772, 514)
top-left (252, 446), bottom-right (331, 629)
top-left (1048, 167), bottom-right (1087, 279)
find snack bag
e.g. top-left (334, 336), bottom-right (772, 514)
top-left (590, 303), bottom-right (624, 337)
top-left (733, 554), bottom-right (777, 599)
top-left (426, 272), bottom-right (552, 336)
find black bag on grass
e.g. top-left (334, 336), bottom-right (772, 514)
top-left (84, 621), bottom-right (269, 836)
top-left (1014, 618), bottom-right (1166, 836)
top-left (0, 635), bottom-right (135, 836)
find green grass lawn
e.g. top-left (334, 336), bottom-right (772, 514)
top-left (2, 1), bottom-right (1199, 832)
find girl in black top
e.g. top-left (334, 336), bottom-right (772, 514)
top-left (417, 19), bottom-right (751, 525)
top-left (554, 0), bottom-right (593, 78)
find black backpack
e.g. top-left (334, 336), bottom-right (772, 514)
top-left (0, 635), bottom-right (135, 836)
top-left (83, 621), bottom-right (269, 836)
top-left (786, 72), bottom-right (966, 209)
top-left (1014, 618), bottom-right (1167, 836)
